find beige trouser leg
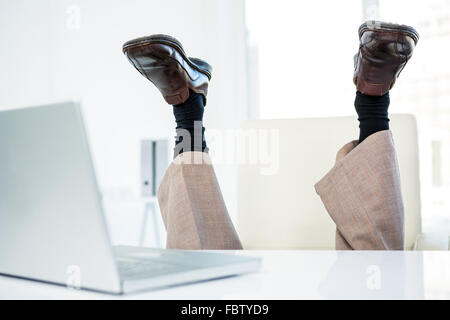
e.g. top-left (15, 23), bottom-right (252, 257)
top-left (157, 151), bottom-right (243, 250)
top-left (315, 130), bottom-right (405, 250)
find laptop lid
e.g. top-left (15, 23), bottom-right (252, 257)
top-left (0, 101), bottom-right (121, 293)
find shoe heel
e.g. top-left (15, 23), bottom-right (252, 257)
top-left (164, 87), bottom-right (190, 105)
top-left (357, 80), bottom-right (392, 96)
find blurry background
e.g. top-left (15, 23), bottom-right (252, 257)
top-left (0, 0), bottom-right (449, 247)
top-left (246, 0), bottom-right (450, 236)
top-left (0, 0), bottom-right (248, 247)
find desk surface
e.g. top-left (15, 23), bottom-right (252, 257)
top-left (1, 251), bottom-right (449, 300)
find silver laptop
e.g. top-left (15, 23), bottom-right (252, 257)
top-left (0, 101), bottom-right (260, 294)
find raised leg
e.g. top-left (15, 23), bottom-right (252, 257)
top-left (316, 21), bottom-right (419, 250)
top-left (123, 35), bottom-right (242, 250)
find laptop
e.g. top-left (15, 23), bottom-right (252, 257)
top-left (0, 101), bottom-right (260, 294)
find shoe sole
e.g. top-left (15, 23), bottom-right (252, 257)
top-left (359, 21), bottom-right (420, 44)
top-left (356, 21), bottom-right (419, 95)
top-left (122, 34), bottom-right (212, 80)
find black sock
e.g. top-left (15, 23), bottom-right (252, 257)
top-left (173, 90), bottom-right (208, 158)
top-left (355, 91), bottom-right (390, 143)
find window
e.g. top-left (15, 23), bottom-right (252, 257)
top-left (246, 0), bottom-right (450, 234)
top-left (245, 0), bottom-right (363, 119)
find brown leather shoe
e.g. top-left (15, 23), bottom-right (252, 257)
top-left (123, 34), bottom-right (212, 105)
top-left (353, 21), bottom-right (419, 96)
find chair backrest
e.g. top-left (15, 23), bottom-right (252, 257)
top-left (237, 115), bottom-right (421, 250)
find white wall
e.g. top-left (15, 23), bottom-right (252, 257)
top-left (0, 1), bottom-right (52, 105)
top-left (0, 0), bottom-right (247, 245)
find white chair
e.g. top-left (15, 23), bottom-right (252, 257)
top-left (237, 115), bottom-right (449, 250)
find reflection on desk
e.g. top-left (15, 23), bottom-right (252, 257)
top-left (0, 251), bottom-right (449, 300)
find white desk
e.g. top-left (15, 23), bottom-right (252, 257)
top-left (1, 251), bottom-right (449, 300)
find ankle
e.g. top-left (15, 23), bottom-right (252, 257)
top-left (173, 90), bottom-right (208, 157)
top-left (355, 91), bottom-right (390, 143)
